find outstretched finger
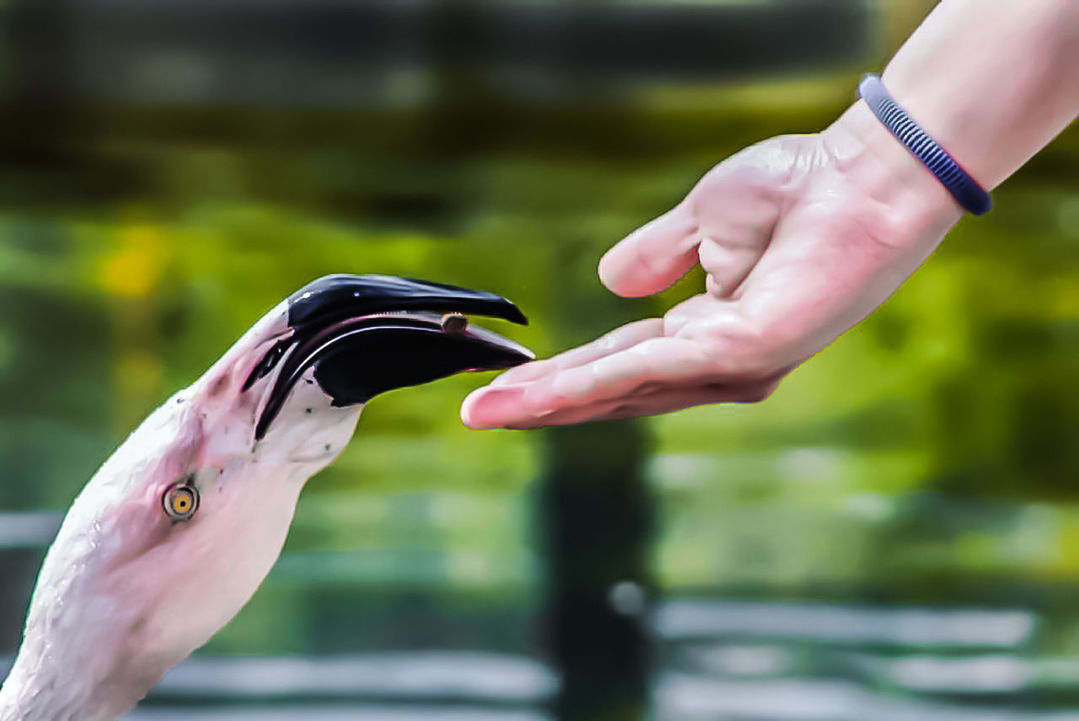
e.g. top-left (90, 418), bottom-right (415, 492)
top-left (497, 377), bottom-right (782, 429)
top-left (490, 318), bottom-right (664, 387)
top-left (462, 336), bottom-right (717, 429)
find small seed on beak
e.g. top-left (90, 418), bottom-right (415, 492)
top-left (441, 312), bottom-right (468, 334)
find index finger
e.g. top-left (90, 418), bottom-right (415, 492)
top-left (462, 336), bottom-right (715, 429)
top-left (490, 318), bottom-right (665, 387)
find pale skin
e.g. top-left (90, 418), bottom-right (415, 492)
top-left (461, 0), bottom-right (1079, 430)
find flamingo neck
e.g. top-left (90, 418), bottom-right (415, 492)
top-left (0, 657), bottom-right (123, 721)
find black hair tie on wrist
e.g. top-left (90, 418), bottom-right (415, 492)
top-left (858, 73), bottom-right (992, 216)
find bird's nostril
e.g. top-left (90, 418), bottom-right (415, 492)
top-left (441, 313), bottom-right (469, 334)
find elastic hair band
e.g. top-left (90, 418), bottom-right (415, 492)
top-left (858, 73), bottom-right (991, 216)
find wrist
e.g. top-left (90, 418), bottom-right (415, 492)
top-left (879, 0), bottom-right (1079, 189)
top-left (821, 100), bottom-right (962, 247)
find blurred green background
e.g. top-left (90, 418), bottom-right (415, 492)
top-left (0, 0), bottom-right (1077, 719)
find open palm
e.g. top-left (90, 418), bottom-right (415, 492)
top-left (463, 109), bottom-right (962, 429)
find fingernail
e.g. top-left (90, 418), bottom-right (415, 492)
top-left (461, 385), bottom-right (527, 429)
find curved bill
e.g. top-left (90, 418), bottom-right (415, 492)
top-left (247, 274), bottom-right (532, 440)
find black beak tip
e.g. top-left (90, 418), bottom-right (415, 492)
top-left (251, 274), bottom-right (531, 440)
top-left (505, 305), bottom-right (529, 326)
top-left (287, 274), bottom-right (529, 329)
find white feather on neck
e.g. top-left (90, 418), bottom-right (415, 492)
top-left (0, 363), bottom-right (362, 721)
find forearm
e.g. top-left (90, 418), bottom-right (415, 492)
top-left (882, 0), bottom-right (1079, 189)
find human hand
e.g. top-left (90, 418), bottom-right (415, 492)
top-left (461, 102), bottom-right (964, 429)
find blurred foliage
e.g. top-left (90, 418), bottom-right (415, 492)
top-left (2, 118), bottom-right (1076, 649)
top-left (0, 3), bottom-right (1076, 716)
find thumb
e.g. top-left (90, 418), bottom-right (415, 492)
top-left (599, 142), bottom-right (789, 299)
top-left (598, 203), bottom-right (698, 298)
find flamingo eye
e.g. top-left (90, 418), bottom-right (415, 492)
top-left (162, 482), bottom-right (199, 521)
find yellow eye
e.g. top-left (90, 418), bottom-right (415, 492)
top-left (162, 483), bottom-right (199, 521)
